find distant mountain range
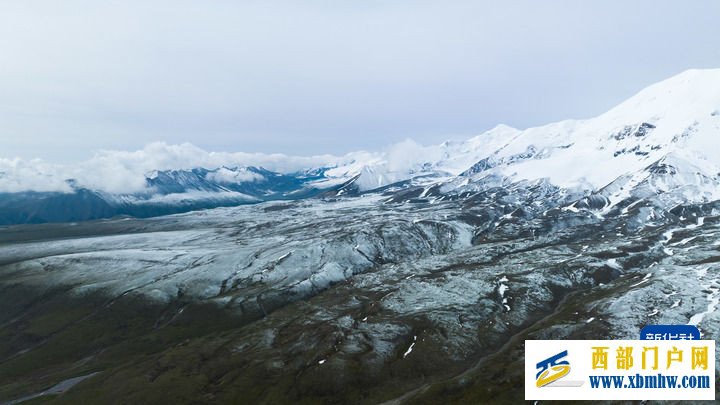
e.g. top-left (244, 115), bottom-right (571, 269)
top-left (1, 68), bottom-right (719, 225)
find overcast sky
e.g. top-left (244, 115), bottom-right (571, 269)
top-left (1, 1), bottom-right (719, 163)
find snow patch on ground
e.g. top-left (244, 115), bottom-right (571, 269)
top-left (402, 336), bottom-right (417, 358)
top-left (630, 273), bottom-right (653, 288)
top-left (688, 285), bottom-right (719, 326)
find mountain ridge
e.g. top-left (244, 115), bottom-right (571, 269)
top-left (1, 68), bottom-right (719, 225)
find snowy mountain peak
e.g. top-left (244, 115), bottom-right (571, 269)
top-left (601, 68), bottom-right (720, 122)
top-left (452, 68), bottom-right (720, 192)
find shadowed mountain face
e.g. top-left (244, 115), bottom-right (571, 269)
top-left (0, 167), bottom-right (345, 226)
top-left (1, 70), bottom-right (720, 403)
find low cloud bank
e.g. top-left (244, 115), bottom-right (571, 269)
top-left (0, 142), bottom-right (365, 194)
top-left (0, 140), bottom-right (457, 194)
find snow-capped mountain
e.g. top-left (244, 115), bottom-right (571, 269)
top-left (1, 69), bottom-right (719, 226)
top-left (456, 69), bottom-right (720, 190)
top-left (340, 69), bottom-right (720, 196)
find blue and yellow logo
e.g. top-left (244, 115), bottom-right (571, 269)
top-left (536, 350), bottom-right (570, 387)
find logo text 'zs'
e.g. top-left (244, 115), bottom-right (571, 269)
top-left (536, 350), bottom-right (570, 387)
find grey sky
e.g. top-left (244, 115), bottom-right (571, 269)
top-left (1, 1), bottom-right (719, 163)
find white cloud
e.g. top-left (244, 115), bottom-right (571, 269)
top-left (385, 139), bottom-right (443, 173)
top-left (0, 137), bottom-right (475, 194)
top-left (205, 167), bottom-right (265, 184)
top-left (0, 142), bottom-right (373, 194)
top-left (0, 158), bottom-right (72, 193)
